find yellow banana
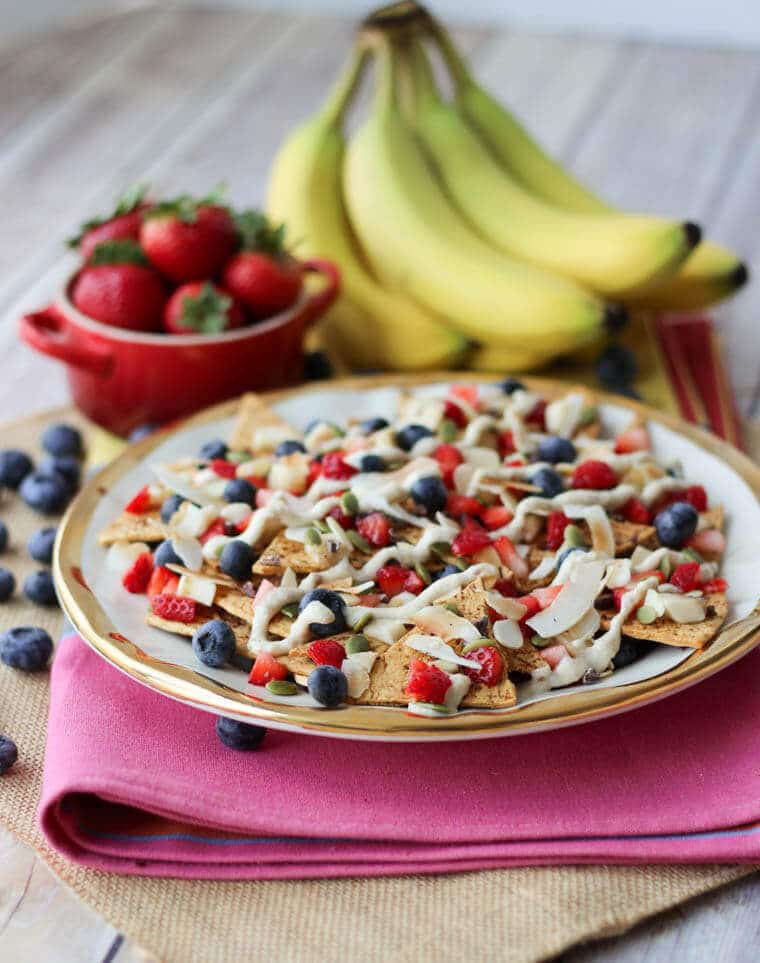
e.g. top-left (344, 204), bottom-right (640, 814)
top-left (466, 341), bottom-right (556, 373)
top-left (266, 48), bottom-right (467, 372)
top-left (342, 38), bottom-right (614, 361)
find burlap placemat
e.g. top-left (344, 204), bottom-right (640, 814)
top-left (0, 407), bottom-right (755, 963)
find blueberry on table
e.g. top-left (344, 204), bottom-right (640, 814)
top-left (360, 416), bottom-right (389, 435)
top-left (40, 454), bottom-right (81, 491)
top-left (303, 350), bottom-right (333, 381)
top-left (28, 527), bottom-right (57, 564)
top-left (0, 449), bottom-right (33, 489)
top-left (0, 626), bottom-right (53, 671)
top-left (0, 521), bottom-right (8, 553)
top-left (0, 568), bottom-right (16, 602)
top-left (223, 478), bottom-right (256, 506)
top-left (410, 475), bottom-right (447, 515)
top-left (298, 588), bottom-right (347, 638)
top-left (192, 620), bottom-right (236, 668)
top-left (160, 493), bottom-right (186, 524)
top-left (0, 735), bottom-right (18, 775)
top-left (308, 664), bottom-right (348, 708)
top-left (154, 540), bottom-right (182, 568)
top-left (396, 424), bottom-right (433, 452)
top-left (537, 436), bottom-right (577, 465)
top-left (19, 471), bottom-right (70, 515)
top-left (654, 501), bottom-right (699, 548)
top-left (499, 377), bottom-right (525, 395)
top-left (215, 716), bottom-right (267, 750)
top-left (274, 439), bottom-right (306, 457)
top-left (359, 454), bottom-right (386, 473)
top-left (41, 423), bottom-right (83, 459)
top-left (23, 570), bottom-right (58, 607)
top-left (596, 345), bottom-right (638, 392)
top-left (199, 439), bottom-right (228, 460)
top-left (531, 467), bottom-right (564, 499)
top-left (219, 540), bottom-right (255, 581)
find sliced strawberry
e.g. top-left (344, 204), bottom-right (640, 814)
top-left (463, 645), bottom-right (503, 686)
top-left (244, 474), bottom-right (268, 490)
top-left (571, 460), bottom-right (618, 490)
top-left (702, 577), bottom-right (728, 594)
top-left (200, 518), bottom-right (226, 544)
top-left (376, 564), bottom-right (409, 597)
top-left (255, 488), bottom-right (274, 508)
top-left (449, 383), bottom-right (479, 408)
top-left (546, 510), bottom-right (569, 550)
top-left (327, 505), bottom-right (355, 530)
top-left (686, 529), bottom-right (726, 558)
top-left (497, 430), bottom-right (516, 458)
top-left (612, 586), bottom-right (628, 611)
top-left (147, 565), bottom-right (175, 597)
top-left (493, 535), bottom-right (529, 578)
top-left (433, 443), bottom-right (464, 488)
top-left (494, 577), bottom-right (518, 597)
top-left (356, 512), bottom-right (391, 547)
top-left (306, 460), bottom-right (322, 487)
top-left (122, 551), bottom-right (154, 593)
top-left (532, 584), bottom-right (563, 609)
top-left (321, 451), bottom-right (357, 480)
top-left (150, 593), bottom-right (197, 623)
top-left (670, 561), bottom-right (701, 593)
top-left (403, 570), bottom-right (426, 595)
top-left (685, 485), bottom-right (708, 512)
top-left (526, 399), bottom-right (546, 430)
top-left (405, 658), bottom-right (452, 704)
top-left (210, 459), bottom-right (237, 479)
top-left (451, 525), bottom-right (492, 557)
top-left (446, 493), bottom-right (483, 519)
top-left (307, 639), bottom-right (346, 668)
top-left (443, 398), bottom-right (467, 428)
top-left (621, 497), bottom-right (651, 525)
top-left (516, 594), bottom-right (542, 620)
top-left (480, 504), bottom-right (513, 530)
top-left (249, 651), bottom-right (288, 686)
top-left (614, 425), bottom-right (650, 454)
top-left (124, 485), bottom-right (152, 514)
top-left (540, 644), bottom-right (568, 670)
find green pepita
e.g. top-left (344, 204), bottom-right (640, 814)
top-left (683, 547), bottom-right (704, 563)
top-left (636, 604), bottom-right (658, 625)
top-left (314, 519), bottom-right (330, 533)
top-left (563, 524), bottom-right (586, 548)
top-left (443, 603), bottom-right (460, 616)
top-left (412, 701), bottom-right (451, 714)
top-left (266, 679), bottom-right (298, 696)
top-left (345, 634), bottom-right (370, 654)
top-left (438, 418), bottom-right (458, 442)
top-left (578, 405), bottom-right (598, 427)
top-left (462, 638), bottom-right (493, 653)
top-left (351, 612), bottom-right (372, 632)
top-left (430, 542), bottom-right (452, 560)
top-left (658, 555), bottom-right (673, 579)
top-left (530, 634), bottom-right (552, 648)
top-left (347, 529), bottom-right (371, 553)
top-left (280, 603), bottom-right (299, 619)
top-left (340, 491), bottom-right (359, 515)
top-left (226, 450), bottom-right (249, 463)
top-left (452, 557), bottom-right (467, 571)
top-left (414, 562), bottom-right (432, 585)
top-left (305, 527), bottom-right (322, 546)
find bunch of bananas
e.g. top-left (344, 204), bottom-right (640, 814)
top-left (267, 1), bottom-right (747, 373)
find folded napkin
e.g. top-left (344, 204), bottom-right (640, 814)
top-left (39, 633), bottom-right (760, 880)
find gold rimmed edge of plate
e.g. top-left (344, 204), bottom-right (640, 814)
top-left (53, 373), bottom-right (760, 740)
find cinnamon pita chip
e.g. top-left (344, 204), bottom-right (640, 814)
top-left (99, 510), bottom-right (165, 546)
top-left (600, 591), bottom-right (728, 649)
top-left (228, 392), bottom-right (299, 453)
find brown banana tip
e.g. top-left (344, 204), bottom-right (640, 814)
top-left (603, 303), bottom-right (629, 332)
top-left (731, 262), bottom-right (749, 288)
top-left (683, 221), bottom-right (702, 249)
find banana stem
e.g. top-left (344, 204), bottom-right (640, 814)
top-left (373, 34), bottom-right (401, 115)
top-left (407, 38), bottom-right (442, 109)
top-left (318, 45), bottom-right (370, 128)
top-left (424, 17), bottom-right (472, 94)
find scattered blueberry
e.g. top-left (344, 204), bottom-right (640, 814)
top-left (219, 540), bottom-right (255, 581)
top-left (0, 736), bottom-right (18, 775)
top-left (0, 568), bottom-right (15, 602)
top-left (360, 417), bottom-right (389, 435)
top-left (596, 345), bottom-right (638, 392)
top-left (274, 440), bottom-right (306, 457)
top-left (537, 436), bottom-right (577, 464)
top-left (298, 588), bottom-right (347, 638)
top-left (40, 454), bottom-right (80, 491)
top-left (19, 471), bottom-right (70, 514)
top-left (199, 439), bottom-right (228, 460)
top-left (303, 350), bottom-right (333, 381)
top-left (192, 620), bottom-right (236, 668)
top-left (41, 423), bottom-right (83, 459)
top-left (308, 664), bottom-right (348, 708)
top-left (223, 478), bottom-right (256, 506)
top-left (499, 377), bottom-right (525, 395)
top-left (434, 563), bottom-right (462, 580)
top-left (27, 527), bottom-right (57, 564)
top-left (0, 521), bottom-right (7, 553)
top-left (154, 540), bottom-right (182, 568)
top-left (531, 467), bottom-right (564, 499)
top-left (0, 626), bottom-right (53, 671)
top-left (613, 637), bottom-right (652, 670)
top-left (359, 454), bottom-right (386, 473)
top-left (396, 424), bottom-right (433, 451)
top-left (215, 716), bottom-right (267, 751)
top-left (410, 475), bottom-right (447, 515)
top-left (0, 450), bottom-right (33, 489)
top-left (654, 501), bottom-right (698, 548)
top-left (160, 494), bottom-right (185, 524)
top-left (128, 423), bottom-right (159, 442)
top-left (556, 546), bottom-right (586, 570)
top-left (23, 570), bottom-right (57, 606)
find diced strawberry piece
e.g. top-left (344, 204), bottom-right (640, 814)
top-left (147, 565), bottom-right (175, 597)
top-left (516, 594), bottom-right (542, 620)
top-left (612, 586), bottom-right (628, 611)
top-left (252, 579), bottom-right (276, 607)
top-left (546, 510), bottom-right (570, 550)
top-left (375, 564), bottom-right (409, 597)
top-left (403, 570), bottom-right (426, 595)
top-left (244, 475), bottom-right (268, 490)
top-left (494, 577), bottom-right (518, 597)
top-left (249, 651), bottom-right (288, 686)
top-left (670, 561), bottom-right (701, 593)
top-left (306, 460), bottom-right (322, 486)
top-left (621, 497), bottom-right (651, 525)
top-left (685, 485), bottom-right (708, 512)
top-left (614, 425), bottom-right (650, 454)
top-left (210, 459), bottom-right (237, 479)
top-left (405, 658), bottom-right (452, 704)
top-left (702, 577), bottom-right (728, 594)
top-left (506, 456), bottom-right (524, 467)
top-left (532, 585), bottom-right (563, 609)
top-left (497, 430), bottom-right (516, 458)
top-left (321, 451), bottom-right (357, 480)
top-left (255, 487), bottom-right (274, 508)
top-left (686, 528), bottom-right (726, 558)
top-left (307, 639), bottom-right (346, 668)
top-left (571, 460), bottom-right (618, 490)
top-left (150, 593), bottom-right (197, 623)
top-left (124, 485), bottom-right (152, 514)
top-left (327, 505), bottom-right (355, 530)
top-left (200, 518), bottom-right (226, 544)
top-left (449, 383), bottom-right (479, 408)
top-left (446, 493), bottom-right (483, 519)
top-left (443, 398), bottom-right (467, 428)
top-left (451, 526), bottom-right (492, 557)
top-left (540, 644), bottom-right (567, 669)
top-left (480, 504), bottom-right (513, 530)
top-left (235, 514), bottom-right (252, 533)
top-left (433, 443), bottom-right (464, 488)
top-left (463, 645), bottom-right (504, 686)
top-left (632, 569), bottom-right (665, 584)
top-left (122, 551), bottom-right (154, 593)
top-left (493, 535), bottom-right (528, 578)
top-left (356, 511), bottom-right (391, 547)
top-left (526, 399), bottom-right (546, 430)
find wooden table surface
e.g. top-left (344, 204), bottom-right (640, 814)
top-left (1, 5), bottom-right (758, 960)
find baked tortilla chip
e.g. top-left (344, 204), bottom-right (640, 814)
top-left (228, 392), bottom-right (299, 453)
top-left (504, 639), bottom-right (549, 677)
top-left (600, 591), bottom-right (728, 649)
top-left (99, 510), bottom-right (165, 546)
top-left (147, 608), bottom-right (252, 657)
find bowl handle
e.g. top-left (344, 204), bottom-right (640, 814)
top-left (301, 259), bottom-right (341, 327)
top-left (19, 306), bottom-right (114, 377)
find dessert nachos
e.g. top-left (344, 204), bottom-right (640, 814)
top-left (100, 383), bottom-right (729, 716)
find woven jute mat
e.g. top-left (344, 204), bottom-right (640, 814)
top-left (0, 407), bottom-right (755, 963)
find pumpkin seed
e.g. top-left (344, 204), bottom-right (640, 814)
top-left (578, 405), bottom-right (598, 427)
top-left (636, 605), bottom-right (657, 624)
top-left (305, 527), bottom-right (322, 546)
top-left (266, 679), bottom-right (298, 696)
top-left (658, 555), bottom-right (673, 579)
top-left (412, 701), bottom-right (451, 714)
top-left (563, 524), bottom-right (586, 548)
top-left (351, 612), bottom-right (372, 632)
top-left (683, 547), bottom-right (703, 563)
top-left (280, 603), bottom-right (299, 619)
top-left (345, 634), bottom-right (370, 654)
top-left (347, 529), bottom-right (371, 553)
top-left (438, 418), bottom-right (458, 442)
top-left (226, 450), bottom-right (249, 463)
top-left (530, 634), bottom-right (552, 648)
top-left (462, 637), bottom-right (493, 653)
top-left (340, 490), bottom-right (359, 515)
top-left (314, 519), bottom-right (330, 533)
top-left (414, 562), bottom-right (432, 585)
top-left (443, 603), bottom-right (460, 616)
top-left (453, 557), bottom-right (467, 571)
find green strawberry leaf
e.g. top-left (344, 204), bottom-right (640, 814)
top-left (67, 184), bottom-right (149, 248)
top-left (177, 283), bottom-right (233, 334)
top-left (145, 184), bottom-right (229, 224)
top-left (235, 209), bottom-right (287, 255)
top-left (88, 239), bottom-right (149, 266)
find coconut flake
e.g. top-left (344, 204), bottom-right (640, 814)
top-left (152, 463), bottom-right (220, 507)
top-left (563, 504), bottom-right (615, 557)
top-left (171, 536), bottom-right (204, 572)
top-left (493, 619), bottom-right (523, 649)
top-left (529, 555), bottom-right (557, 581)
top-left (527, 559), bottom-right (606, 637)
top-left (485, 592), bottom-right (527, 621)
top-left (663, 595), bottom-right (706, 623)
top-left (412, 606), bottom-right (483, 645)
top-left (177, 573), bottom-right (217, 607)
top-left (404, 633), bottom-right (481, 670)
top-left (106, 541), bottom-right (149, 575)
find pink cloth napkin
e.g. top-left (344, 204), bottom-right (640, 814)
top-left (39, 633), bottom-right (760, 880)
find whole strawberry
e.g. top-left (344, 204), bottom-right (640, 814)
top-left (140, 190), bottom-right (238, 283)
top-left (163, 281), bottom-right (245, 335)
top-left (222, 210), bottom-right (303, 320)
top-left (71, 240), bottom-right (166, 332)
top-left (69, 184), bottom-right (150, 261)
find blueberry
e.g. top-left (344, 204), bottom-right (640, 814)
top-left (0, 568), bottom-right (15, 602)
top-left (307, 664), bottom-right (348, 708)
top-left (434, 563), bottom-right (461, 580)
top-left (19, 471), bottom-right (70, 515)
top-left (410, 475), bottom-right (447, 515)
top-left (556, 546), bottom-right (586, 570)
top-left (28, 527), bottom-right (56, 564)
top-left (303, 350), bottom-right (333, 381)
top-left (199, 439), bottom-right (227, 460)
top-left (215, 716), bottom-right (267, 750)
top-left (0, 521), bottom-right (7, 553)
top-left (531, 467), bottom-right (564, 499)
top-left (360, 417), bottom-right (389, 435)
top-left (219, 540), bottom-right (255, 581)
top-left (0, 735), bottom-right (18, 774)
top-left (298, 588), bottom-right (346, 638)
top-left (396, 424), bottom-right (433, 452)
top-left (42, 423), bottom-right (83, 459)
top-left (23, 570), bottom-right (57, 606)
top-left (160, 494), bottom-right (186, 524)
top-left (359, 454), bottom-right (386, 473)
top-left (192, 619), bottom-right (236, 668)
top-left (274, 440), bottom-right (306, 457)
top-left (613, 637), bottom-right (652, 670)
top-left (0, 449), bottom-right (33, 489)
top-left (154, 540), bottom-right (182, 567)
top-left (499, 377), bottom-right (525, 395)
top-left (40, 454), bottom-right (80, 491)
top-left (654, 501), bottom-right (698, 548)
top-left (128, 423), bottom-right (159, 442)
top-left (596, 345), bottom-right (638, 391)
top-left (223, 478), bottom-right (256, 506)
top-left (0, 626), bottom-right (53, 671)
top-left (537, 436), bottom-right (577, 464)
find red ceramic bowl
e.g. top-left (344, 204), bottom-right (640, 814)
top-left (19, 259), bottom-right (339, 436)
